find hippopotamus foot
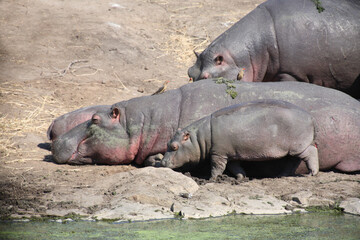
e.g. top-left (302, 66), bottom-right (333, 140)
top-left (227, 161), bottom-right (246, 180)
top-left (296, 145), bottom-right (319, 176)
top-left (144, 153), bottom-right (164, 167)
top-left (210, 154), bottom-right (228, 181)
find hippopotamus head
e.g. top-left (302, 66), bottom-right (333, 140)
top-left (52, 107), bottom-right (138, 165)
top-left (161, 115), bottom-right (212, 172)
top-left (161, 129), bottom-right (200, 169)
top-left (188, 44), bottom-right (241, 81)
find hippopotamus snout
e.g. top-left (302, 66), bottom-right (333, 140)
top-left (188, 60), bottom-right (201, 81)
top-left (161, 142), bottom-right (180, 168)
top-left (160, 158), bottom-right (170, 167)
top-left (52, 120), bottom-right (92, 164)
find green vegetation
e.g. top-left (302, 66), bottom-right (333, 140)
top-left (312, 0), bottom-right (325, 13)
top-left (214, 78), bottom-right (238, 99)
top-left (305, 204), bottom-right (343, 214)
top-left (174, 211), bottom-right (185, 219)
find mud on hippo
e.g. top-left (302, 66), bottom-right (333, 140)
top-left (161, 100), bottom-right (319, 180)
top-left (50, 80), bottom-right (360, 177)
top-left (188, 0), bottom-right (360, 98)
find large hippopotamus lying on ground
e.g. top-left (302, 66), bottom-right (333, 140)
top-left (50, 80), bottom-right (360, 176)
top-left (188, 0), bottom-right (360, 98)
top-left (161, 100), bottom-right (319, 179)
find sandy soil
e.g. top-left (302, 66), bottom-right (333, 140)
top-left (0, 0), bottom-right (359, 220)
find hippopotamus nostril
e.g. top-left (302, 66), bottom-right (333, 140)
top-left (171, 142), bottom-right (179, 151)
top-left (92, 114), bottom-right (101, 125)
top-left (202, 72), bottom-right (210, 79)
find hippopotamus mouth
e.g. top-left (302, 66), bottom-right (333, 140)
top-left (68, 137), bottom-right (94, 164)
top-left (161, 152), bottom-right (195, 171)
top-left (161, 151), bottom-right (179, 168)
top-left (161, 155), bottom-right (172, 168)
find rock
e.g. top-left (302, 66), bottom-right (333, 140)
top-left (179, 192), bottom-right (192, 199)
top-left (285, 191), bottom-right (334, 207)
top-left (290, 191), bottom-right (313, 205)
top-left (292, 208), bottom-right (307, 213)
top-left (40, 166), bottom-right (359, 221)
top-left (13, 219), bottom-right (30, 222)
top-left (340, 198), bottom-right (360, 216)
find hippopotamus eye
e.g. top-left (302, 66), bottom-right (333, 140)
top-left (214, 55), bottom-right (223, 65)
top-left (171, 142), bottom-right (179, 151)
top-left (92, 115), bottom-right (101, 125)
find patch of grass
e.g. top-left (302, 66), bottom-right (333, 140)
top-left (159, 24), bottom-right (210, 66)
top-left (174, 211), bottom-right (185, 219)
top-left (227, 210), bottom-right (237, 216)
top-left (305, 205), bottom-right (343, 214)
top-left (0, 82), bottom-right (69, 162)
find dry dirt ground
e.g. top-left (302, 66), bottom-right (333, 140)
top-left (0, 0), bottom-right (359, 221)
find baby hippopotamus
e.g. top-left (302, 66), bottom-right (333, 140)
top-left (161, 100), bottom-right (319, 180)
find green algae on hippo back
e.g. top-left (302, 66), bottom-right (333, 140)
top-left (50, 80), bottom-right (360, 176)
top-left (188, 0), bottom-right (360, 98)
top-left (215, 78), bottom-right (238, 99)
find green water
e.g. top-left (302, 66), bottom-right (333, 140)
top-left (1, 213), bottom-right (359, 240)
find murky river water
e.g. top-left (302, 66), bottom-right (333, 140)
top-left (1, 212), bottom-right (359, 240)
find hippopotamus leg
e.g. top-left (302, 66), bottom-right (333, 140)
top-left (226, 161), bottom-right (247, 180)
top-left (210, 154), bottom-right (228, 181)
top-left (297, 145), bottom-right (319, 176)
top-left (211, 144), bottom-right (319, 181)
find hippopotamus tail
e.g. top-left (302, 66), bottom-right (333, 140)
top-left (47, 120), bottom-right (55, 140)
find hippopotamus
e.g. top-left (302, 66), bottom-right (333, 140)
top-left (161, 100), bottom-right (319, 180)
top-left (50, 80), bottom-right (360, 176)
top-left (188, 0), bottom-right (360, 98)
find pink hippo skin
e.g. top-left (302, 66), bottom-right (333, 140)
top-left (161, 100), bottom-right (319, 180)
top-left (50, 80), bottom-right (360, 176)
top-left (188, 0), bottom-right (360, 98)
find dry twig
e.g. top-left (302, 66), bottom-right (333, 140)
top-left (113, 72), bottom-right (129, 90)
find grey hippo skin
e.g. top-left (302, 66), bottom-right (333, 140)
top-left (161, 100), bottom-right (319, 180)
top-left (50, 80), bottom-right (360, 176)
top-left (188, 0), bottom-right (360, 98)
top-left (47, 105), bottom-right (110, 140)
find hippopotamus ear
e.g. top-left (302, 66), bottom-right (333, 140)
top-left (214, 55), bottom-right (223, 65)
top-left (111, 107), bottom-right (120, 119)
top-left (183, 131), bottom-right (190, 141)
top-left (193, 50), bottom-right (199, 59)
